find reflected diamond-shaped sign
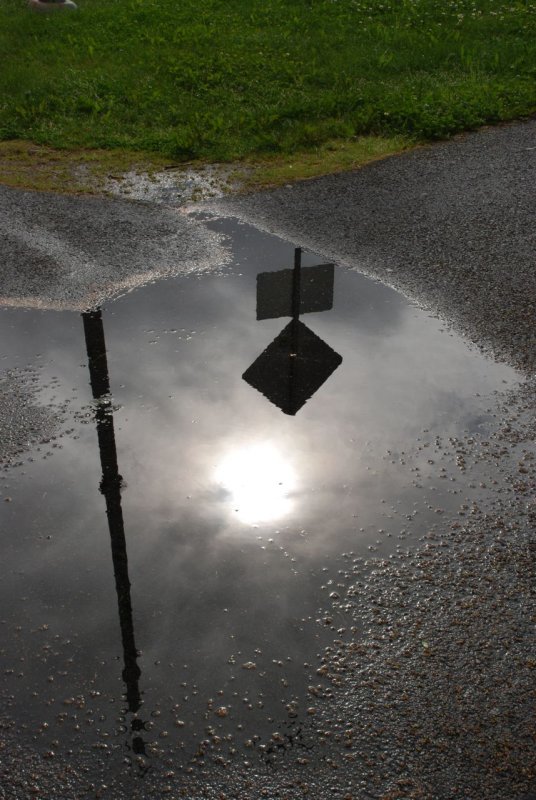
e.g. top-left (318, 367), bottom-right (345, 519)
top-left (242, 319), bottom-right (342, 415)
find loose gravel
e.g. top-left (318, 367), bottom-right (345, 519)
top-left (0, 121), bottom-right (534, 798)
top-left (195, 119), bottom-right (536, 798)
top-left (207, 118), bottom-right (536, 375)
top-left (0, 367), bottom-right (64, 473)
top-left (0, 185), bottom-right (229, 311)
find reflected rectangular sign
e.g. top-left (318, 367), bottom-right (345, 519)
top-left (256, 263), bottom-right (334, 320)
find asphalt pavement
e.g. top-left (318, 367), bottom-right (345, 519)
top-left (0, 120), bottom-right (535, 799)
top-left (211, 117), bottom-right (536, 375)
top-left (0, 184), bottom-right (228, 310)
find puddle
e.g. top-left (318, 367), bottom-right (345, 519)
top-left (0, 218), bottom-right (520, 793)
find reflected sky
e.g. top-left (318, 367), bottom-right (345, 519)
top-left (0, 218), bottom-right (519, 777)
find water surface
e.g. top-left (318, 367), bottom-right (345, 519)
top-left (0, 218), bottom-right (518, 786)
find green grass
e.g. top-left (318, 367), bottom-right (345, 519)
top-left (0, 136), bottom-right (413, 195)
top-left (1, 0), bottom-right (535, 162)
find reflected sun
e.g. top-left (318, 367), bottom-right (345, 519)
top-left (214, 442), bottom-right (296, 525)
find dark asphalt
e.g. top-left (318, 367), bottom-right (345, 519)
top-left (0, 185), bottom-right (228, 310)
top-left (0, 120), bottom-right (534, 799)
top-left (210, 118), bottom-right (536, 374)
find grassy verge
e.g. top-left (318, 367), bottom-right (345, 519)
top-left (238, 133), bottom-right (413, 189)
top-left (0, 139), bottom-right (173, 193)
top-left (1, 0), bottom-right (535, 167)
top-left (0, 135), bottom-right (414, 195)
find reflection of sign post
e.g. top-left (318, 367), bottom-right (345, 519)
top-left (243, 248), bottom-right (342, 415)
top-left (82, 309), bottom-right (147, 760)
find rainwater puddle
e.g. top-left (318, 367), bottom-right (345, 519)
top-left (0, 217), bottom-right (519, 791)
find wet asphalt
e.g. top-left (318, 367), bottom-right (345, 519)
top-left (1, 120), bottom-right (535, 799)
top-left (2, 119), bottom-right (534, 371)
top-left (211, 117), bottom-right (536, 375)
top-left (206, 118), bottom-right (536, 800)
top-left (0, 185), bottom-right (228, 310)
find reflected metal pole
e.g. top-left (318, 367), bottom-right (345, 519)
top-left (289, 247), bottom-right (302, 412)
top-left (82, 309), bottom-right (146, 755)
top-left (291, 247), bottom-right (302, 322)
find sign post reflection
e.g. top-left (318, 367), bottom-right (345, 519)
top-left (82, 309), bottom-right (148, 762)
top-left (243, 248), bottom-right (343, 415)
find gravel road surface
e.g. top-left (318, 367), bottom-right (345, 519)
top-left (0, 121), bottom-right (534, 799)
top-left (0, 186), bottom-right (228, 310)
top-left (210, 118), bottom-right (536, 375)
top-left (201, 120), bottom-right (536, 798)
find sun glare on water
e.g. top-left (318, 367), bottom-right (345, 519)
top-left (215, 442), bottom-right (296, 525)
